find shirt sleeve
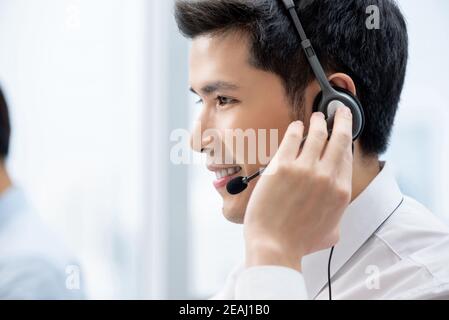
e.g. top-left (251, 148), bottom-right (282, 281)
top-left (234, 266), bottom-right (309, 300)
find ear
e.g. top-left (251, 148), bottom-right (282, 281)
top-left (302, 73), bottom-right (357, 124)
top-left (328, 73), bottom-right (357, 96)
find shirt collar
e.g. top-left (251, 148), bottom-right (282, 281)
top-left (302, 162), bottom-right (404, 299)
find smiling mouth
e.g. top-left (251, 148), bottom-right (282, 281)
top-left (214, 166), bottom-right (242, 180)
top-left (212, 166), bottom-right (242, 189)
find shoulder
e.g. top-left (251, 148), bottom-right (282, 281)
top-left (0, 197), bottom-right (83, 299)
top-left (0, 207), bottom-right (75, 264)
top-left (375, 195), bottom-right (449, 262)
top-left (0, 255), bottom-right (84, 299)
top-left (371, 196), bottom-right (449, 298)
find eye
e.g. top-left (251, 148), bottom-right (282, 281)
top-left (216, 96), bottom-right (238, 109)
top-left (195, 98), bottom-right (203, 105)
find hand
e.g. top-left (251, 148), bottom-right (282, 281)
top-left (244, 104), bottom-right (354, 272)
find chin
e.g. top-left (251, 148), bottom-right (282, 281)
top-left (220, 186), bottom-right (254, 224)
top-left (222, 206), bottom-right (245, 224)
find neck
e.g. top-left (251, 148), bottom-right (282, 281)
top-left (352, 146), bottom-right (381, 201)
top-left (0, 162), bottom-right (12, 195)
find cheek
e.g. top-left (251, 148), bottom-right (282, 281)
top-left (216, 98), bottom-right (292, 165)
top-left (233, 121), bottom-right (291, 165)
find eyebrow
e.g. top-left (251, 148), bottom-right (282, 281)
top-left (190, 81), bottom-right (239, 96)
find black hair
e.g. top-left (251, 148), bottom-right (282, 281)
top-left (175, 0), bottom-right (409, 156)
top-left (0, 86), bottom-right (11, 159)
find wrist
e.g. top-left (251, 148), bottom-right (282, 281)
top-left (245, 239), bottom-right (304, 273)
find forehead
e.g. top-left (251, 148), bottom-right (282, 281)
top-left (189, 32), bottom-right (253, 87)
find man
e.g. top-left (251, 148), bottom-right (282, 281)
top-left (0, 86), bottom-right (83, 299)
top-left (175, 0), bottom-right (449, 299)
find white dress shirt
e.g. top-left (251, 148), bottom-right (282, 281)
top-left (211, 162), bottom-right (449, 300)
top-left (0, 187), bottom-right (84, 299)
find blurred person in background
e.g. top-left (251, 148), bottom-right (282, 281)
top-left (0, 85), bottom-right (83, 300)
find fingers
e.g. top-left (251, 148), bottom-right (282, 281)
top-left (334, 131), bottom-right (353, 193)
top-left (275, 121), bottom-right (305, 161)
top-left (275, 105), bottom-right (352, 171)
top-left (322, 104), bottom-right (353, 170)
top-left (298, 112), bottom-right (329, 166)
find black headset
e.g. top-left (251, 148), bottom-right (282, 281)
top-left (281, 0), bottom-right (365, 141)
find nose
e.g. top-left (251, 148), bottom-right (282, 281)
top-left (190, 110), bottom-right (214, 155)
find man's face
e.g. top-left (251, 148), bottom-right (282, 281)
top-left (189, 32), bottom-right (295, 224)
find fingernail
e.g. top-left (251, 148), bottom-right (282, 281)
top-left (291, 120), bottom-right (301, 128)
top-left (339, 106), bottom-right (352, 118)
top-left (295, 120), bottom-right (303, 127)
top-left (314, 112), bottom-right (325, 119)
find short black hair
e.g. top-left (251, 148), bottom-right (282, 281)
top-left (175, 0), bottom-right (409, 156)
top-left (0, 86), bottom-right (11, 159)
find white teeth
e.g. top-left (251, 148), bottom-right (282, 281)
top-left (215, 166), bottom-right (241, 180)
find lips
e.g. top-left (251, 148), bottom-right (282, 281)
top-left (209, 166), bottom-right (242, 189)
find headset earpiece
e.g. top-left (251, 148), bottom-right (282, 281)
top-left (312, 86), bottom-right (365, 141)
